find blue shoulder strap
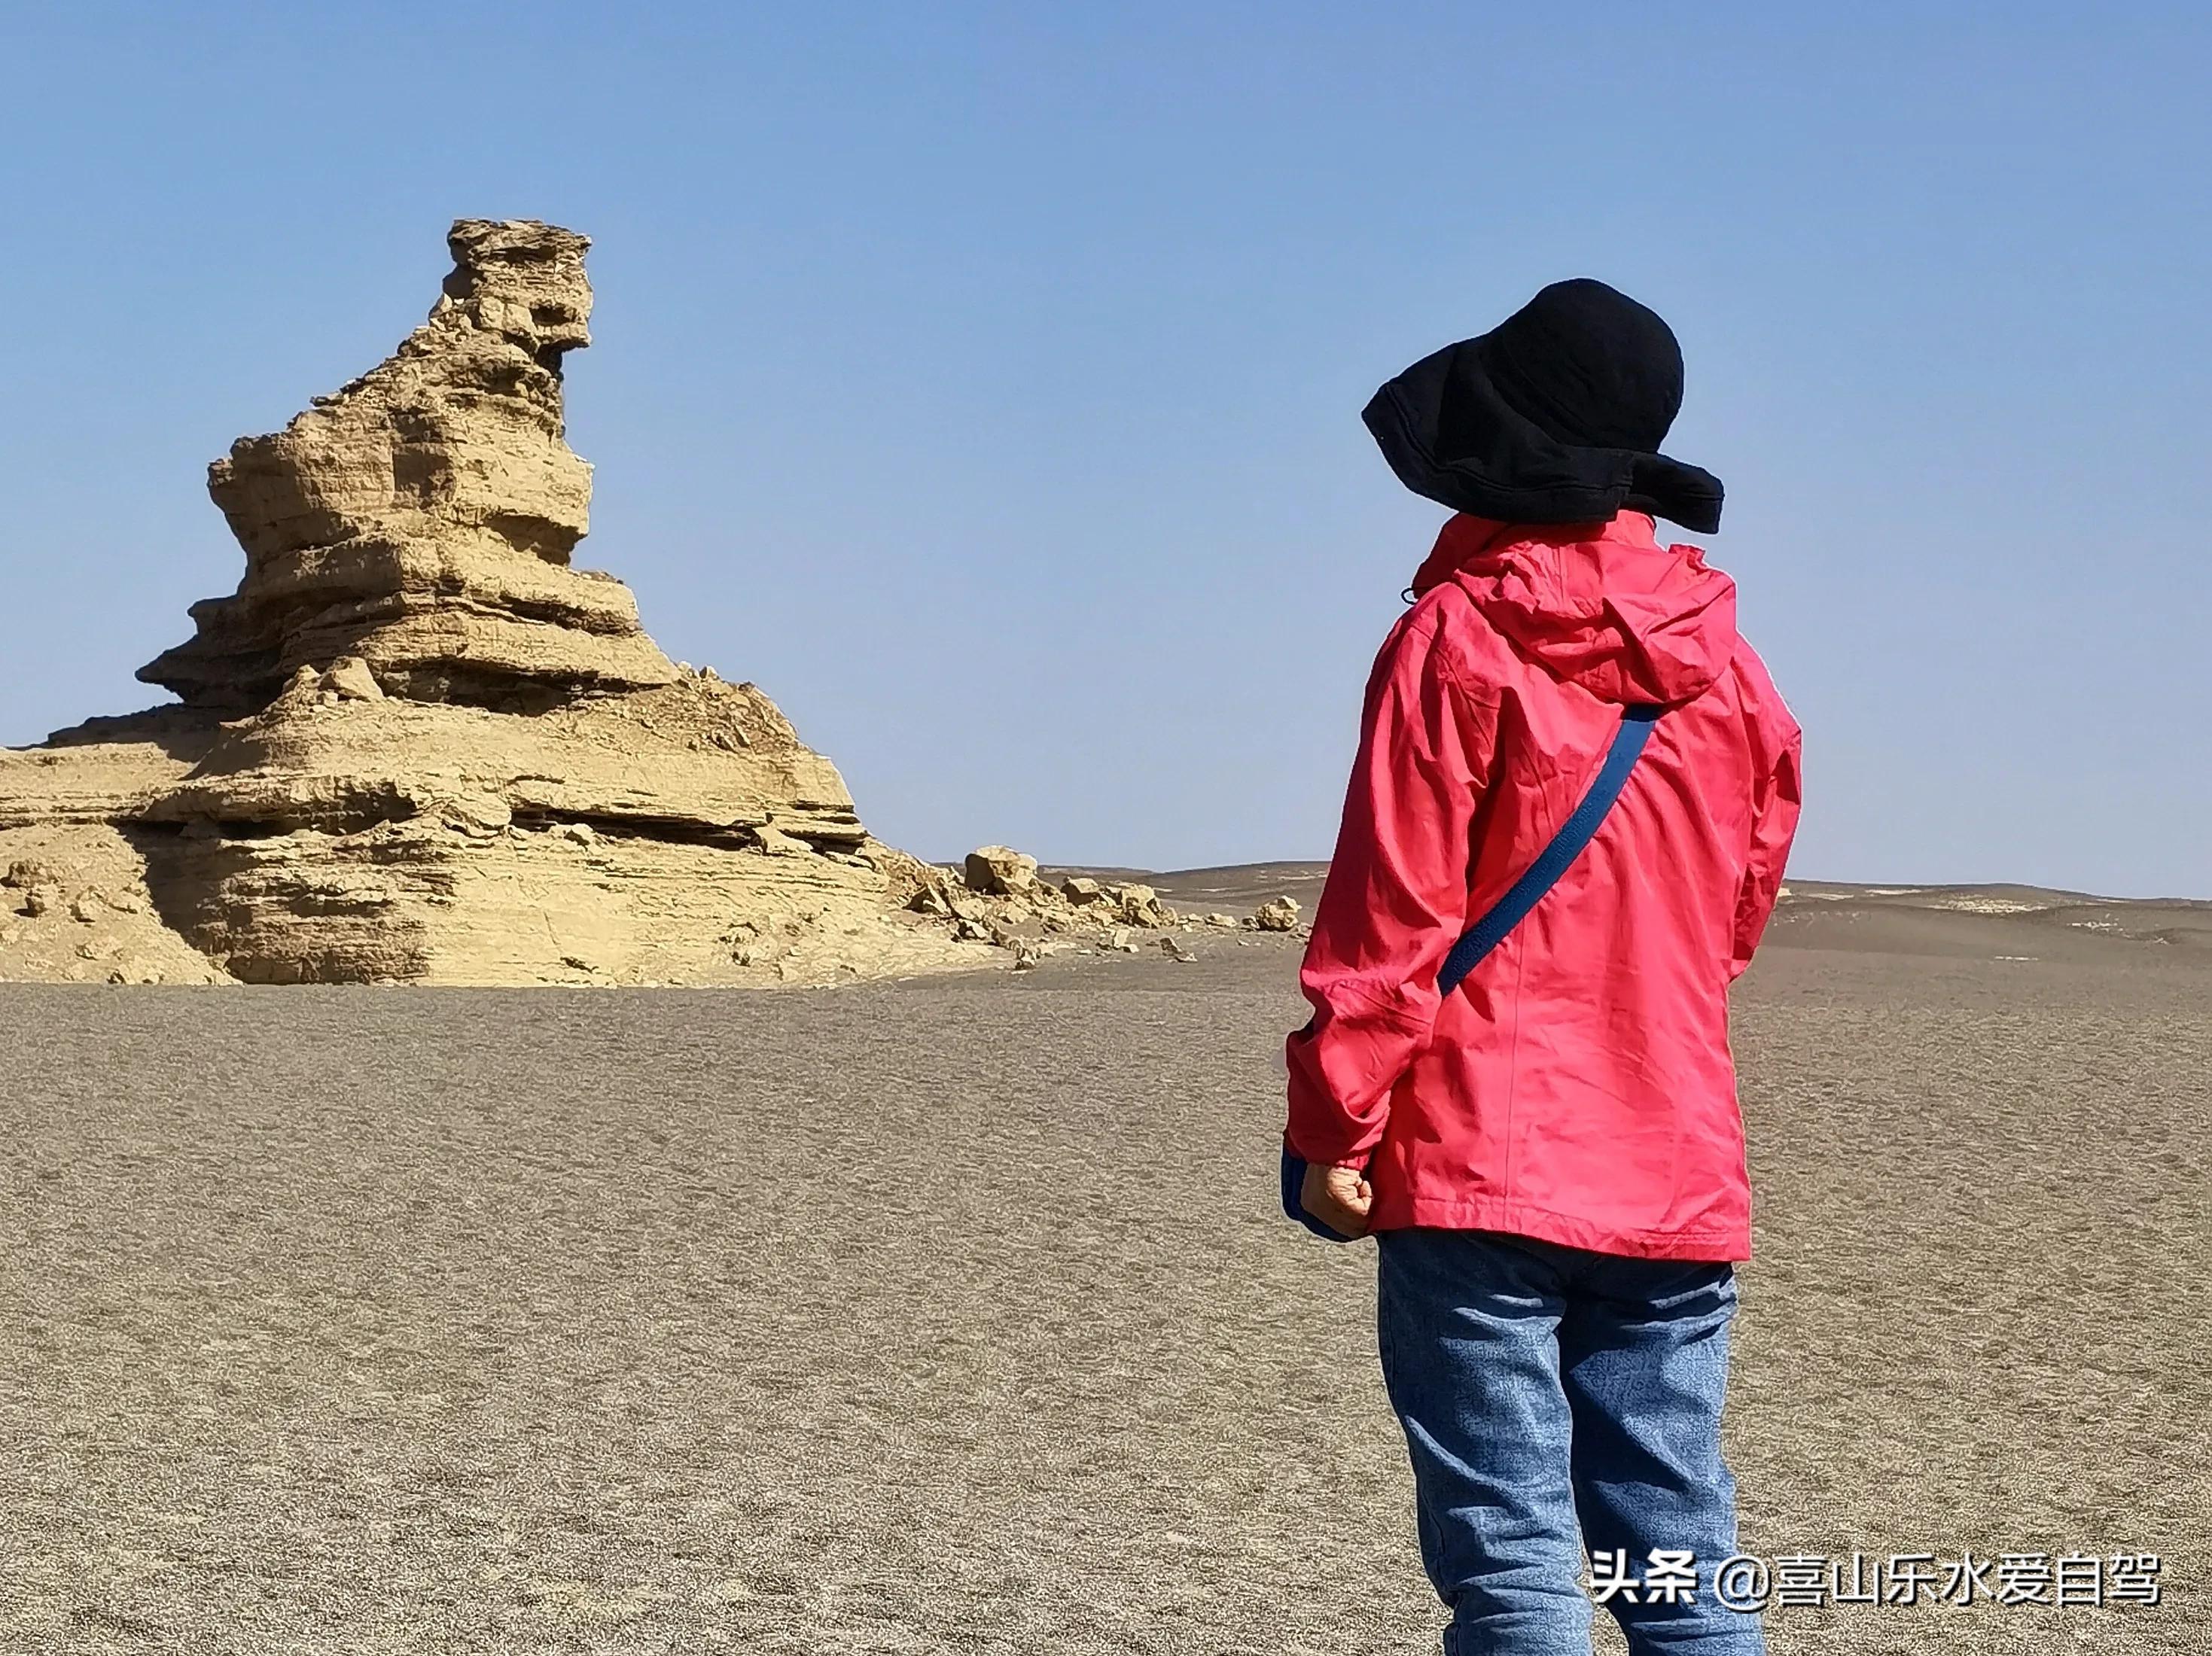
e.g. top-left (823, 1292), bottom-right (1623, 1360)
top-left (1281, 702), bottom-right (1662, 1242)
top-left (1435, 703), bottom-right (1662, 996)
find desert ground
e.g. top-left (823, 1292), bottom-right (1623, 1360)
top-left (4, 874), bottom-right (2207, 1654)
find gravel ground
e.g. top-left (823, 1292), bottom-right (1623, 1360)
top-left (3, 909), bottom-right (2207, 1654)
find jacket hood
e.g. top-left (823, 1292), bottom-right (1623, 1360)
top-left (1410, 513), bottom-right (1738, 707)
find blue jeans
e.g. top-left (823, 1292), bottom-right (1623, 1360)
top-left (1376, 1228), bottom-right (1764, 1655)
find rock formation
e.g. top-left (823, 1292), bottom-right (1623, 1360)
top-left (139, 221), bottom-right (677, 711)
top-left (0, 222), bottom-right (943, 985)
top-left (0, 218), bottom-right (1265, 988)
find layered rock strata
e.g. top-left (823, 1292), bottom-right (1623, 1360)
top-left (0, 218), bottom-right (1284, 987)
top-left (0, 222), bottom-right (952, 984)
top-left (139, 220), bottom-right (678, 711)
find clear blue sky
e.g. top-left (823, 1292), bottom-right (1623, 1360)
top-left (3, 3), bottom-right (2205, 896)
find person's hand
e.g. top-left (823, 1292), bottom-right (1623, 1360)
top-left (1300, 1161), bottom-right (1373, 1238)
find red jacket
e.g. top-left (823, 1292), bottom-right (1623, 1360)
top-left (1284, 512), bottom-right (1802, 1261)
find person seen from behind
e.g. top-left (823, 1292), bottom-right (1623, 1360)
top-left (1281, 279), bottom-right (1802, 1655)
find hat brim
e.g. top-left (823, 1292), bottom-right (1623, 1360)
top-left (1363, 337), bottom-right (1723, 534)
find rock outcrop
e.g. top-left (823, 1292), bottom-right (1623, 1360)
top-left (0, 218), bottom-right (1282, 988)
top-left (907, 861), bottom-right (1185, 951)
top-left (139, 220), bottom-right (678, 711)
top-left (0, 221), bottom-right (975, 986)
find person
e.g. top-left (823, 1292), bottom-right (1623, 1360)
top-left (1281, 279), bottom-right (1802, 1655)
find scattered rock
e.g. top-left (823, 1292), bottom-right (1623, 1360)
top-left (1117, 884), bottom-right (1169, 928)
top-left (556, 823), bottom-right (598, 847)
top-left (1204, 912), bottom-right (1238, 928)
top-left (70, 893), bottom-right (105, 924)
top-left (1160, 936), bottom-right (1196, 963)
top-left (3, 860), bottom-right (63, 889)
top-left (1253, 895), bottom-right (1303, 933)
top-left (321, 656), bottom-right (385, 702)
top-left (891, 853), bottom-right (1210, 963)
top-left (965, 845), bottom-right (1040, 896)
top-left (270, 665), bottom-right (322, 708)
top-left (23, 888), bottom-right (55, 918)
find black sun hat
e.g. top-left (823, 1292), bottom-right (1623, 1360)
top-left (1362, 278), bottom-right (1723, 534)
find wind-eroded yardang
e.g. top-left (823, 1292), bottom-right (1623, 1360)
top-left (0, 220), bottom-right (1204, 986)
